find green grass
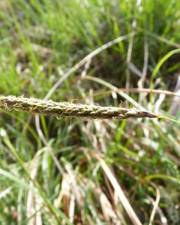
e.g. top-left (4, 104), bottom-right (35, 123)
top-left (0, 0), bottom-right (180, 224)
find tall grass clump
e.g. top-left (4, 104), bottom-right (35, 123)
top-left (0, 0), bottom-right (180, 224)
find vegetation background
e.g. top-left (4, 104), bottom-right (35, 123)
top-left (0, 0), bottom-right (179, 224)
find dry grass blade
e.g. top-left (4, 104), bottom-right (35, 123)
top-left (98, 156), bottom-right (142, 225)
top-left (98, 188), bottom-right (121, 225)
top-left (149, 185), bottom-right (161, 225)
top-left (0, 187), bottom-right (12, 199)
top-left (27, 157), bottom-right (42, 225)
top-left (45, 33), bottom-right (133, 100)
top-left (54, 173), bottom-right (75, 223)
top-left (117, 88), bottom-right (180, 98)
top-left (83, 76), bottom-right (146, 110)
